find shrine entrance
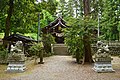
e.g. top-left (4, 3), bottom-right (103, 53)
top-left (54, 33), bottom-right (64, 43)
top-left (42, 17), bottom-right (69, 44)
top-left (42, 17), bottom-right (69, 55)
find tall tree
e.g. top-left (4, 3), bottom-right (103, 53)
top-left (82, 0), bottom-right (93, 63)
top-left (1, 0), bottom-right (58, 47)
top-left (101, 0), bottom-right (120, 40)
top-left (64, 0), bottom-right (96, 64)
top-left (57, 0), bottom-right (69, 17)
top-left (58, 0), bottom-right (83, 18)
top-left (0, 0), bottom-right (8, 32)
top-left (3, 0), bottom-right (14, 47)
top-left (38, 0), bottom-right (58, 16)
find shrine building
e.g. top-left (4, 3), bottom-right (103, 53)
top-left (42, 17), bottom-right (69, 43)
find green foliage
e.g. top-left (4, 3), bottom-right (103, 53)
top-left (0, 0), bottom-right (8, 33)
top-left (64, 17), bottom-right (96, 63)
top-left (0, 33), bottom-right (4, 38)
top-left (29, 42), bottom-right (44, 64)
top-left (58, 0), bottom-right (83, 18)
top-left (24, 33), bottom-right (37, 40)
top-left (0, 45), bottom-right (8, 62)
top-left (37, 0), bottom-right (58, 15)
top-left (40, 10), bottom-right (55, 28)
top-left (29, 42), bottom-right (43, 56)
top-left (59, 0), bottom-right (119, 41)
top-left (64, 18), bottom-right (83, 58)
top-left (0, 0), bottom-right (58, 34)
top-left (0, 50), bottom-right (8, 60)
top-left (99, 0), bottom-right (120, 40)
top-left (42, 34), bottom-right (56, 54)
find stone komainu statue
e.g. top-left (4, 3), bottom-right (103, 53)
top-left (7, 41), bottom-right (26, 72)
top-left (11, 41), bottom-right (23, 53)
top-left (8, 41), bottom-right (25, 61)
top-left (93, 41), bottom-right (115, 72)
top-left (96, 41), bottom-right (109, 57)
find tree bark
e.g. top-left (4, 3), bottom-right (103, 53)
top-left (83, 0), bottom-right (90, 17)
top-left (83, 0), bottom-right (93, 64)
top-left (38, 49), bottom-right (44, 64)
top-left (3, 0), bottom-right (14, 48)
top-left (83, 35), bottom-right (93, 63)
top-left (76, 49), bottom-right (80, 64)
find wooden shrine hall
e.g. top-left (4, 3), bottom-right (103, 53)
top-left (42, 17), bottom-right (69, 43)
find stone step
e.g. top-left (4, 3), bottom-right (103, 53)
top-left (52, 44), bottom-right (69, 55)
top-left (53, 44), bottom-right (67, 47)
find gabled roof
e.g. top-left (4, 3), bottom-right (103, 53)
top-left (42, 17), bottom-right (69, 33)
top-left (3, 34), bottom-right (37, 43)
top-left (46, 17), bottom-right (69, 28)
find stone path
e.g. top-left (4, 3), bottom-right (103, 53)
top-left (3, 56), bottom-right (120, 80)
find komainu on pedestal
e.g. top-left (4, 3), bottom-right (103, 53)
top-left (6, 41), bottom-right (26, 72)
top-left (92, 41), bottom-right (115, 73)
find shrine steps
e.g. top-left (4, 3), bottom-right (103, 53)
top-left (52, 44), bottom-right (69, 55)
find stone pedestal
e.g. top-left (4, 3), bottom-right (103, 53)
top-left (93, 63), bottom-right (114, 72)
top-left (7, 61), bottom-right (26, 72)
top-left (6, 53), bottom-right (26, 72)
top-left (93, 54), bottom-right (115, 72)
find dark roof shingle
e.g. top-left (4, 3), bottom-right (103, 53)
top-left (3, 34), bottom-right (37, 43)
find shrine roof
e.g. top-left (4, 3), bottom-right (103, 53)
top-left (44, 17), bottom-right (69, 29)
top-left (3, 34), bottom-right (37, 43)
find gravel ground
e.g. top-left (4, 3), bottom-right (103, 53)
top-left (1, 56), bottom-right (120, 80)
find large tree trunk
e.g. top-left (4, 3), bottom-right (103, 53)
top-left (83, 35), bottom-right (93, 63)
top-left (3, 0), bottom-right (14, 48)
top-left (83, 0), bottom-right (93, 64)
top-left (83, 0), bottom-right (90, 16)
